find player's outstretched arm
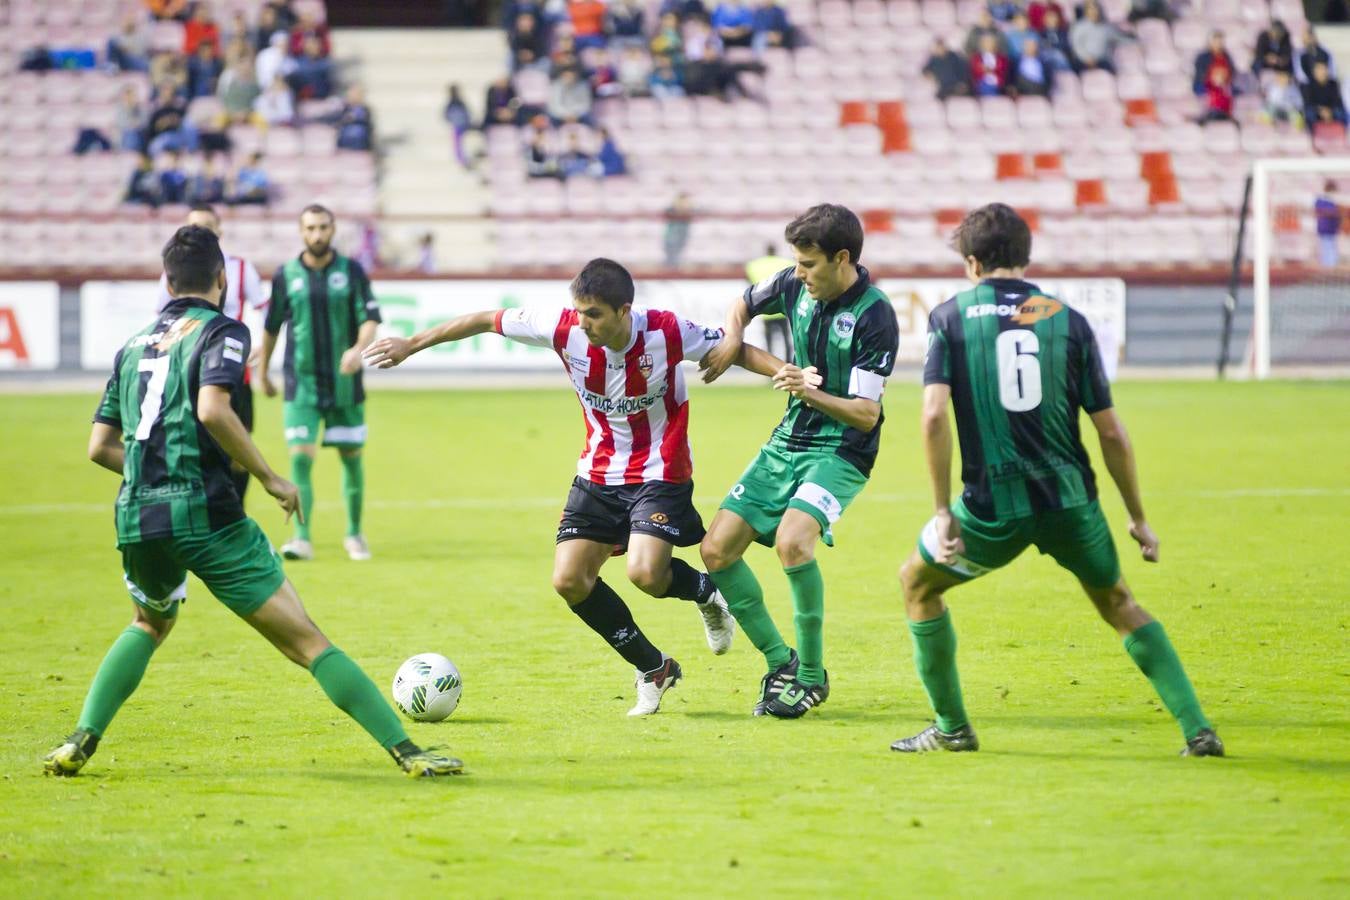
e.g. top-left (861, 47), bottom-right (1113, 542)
top-left (198, 385), bottom-right (301, 522)
top-left (920, 383), bottom-right (962, 563)
top-left (340, 320), bottom-right (381, 375)
top-left (1089, 407), bottom-right (1159, 562)
top-left (363, 310), bottom-right (499, 369)
top-left (87, 423), bottom-right (125, 475)
top-left (735, 341), bottom-right (793, 378)
top-left (700, 299), bottom-right (750, 383)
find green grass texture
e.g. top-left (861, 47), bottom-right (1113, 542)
top-left (2, 381), bottom-right (1347, 897)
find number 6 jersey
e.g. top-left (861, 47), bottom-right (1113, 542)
top-left (93, 297), bottom-right (250, 545)
top-left (923, 277), bottom-right (1114, 521)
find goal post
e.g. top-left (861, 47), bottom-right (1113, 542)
top-left (1247, 156), bottom-right (1350, 380)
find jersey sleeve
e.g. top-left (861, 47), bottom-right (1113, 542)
top-left (1074, 312), bottom-right (1114, 413)
top-left (676, 315), bottom-right (724, 362)
top-left (198, 319), bottom-right (251, 389)
top-left (264, 269), bottom-right (289, 334)
top-left (92, 349), bottom-right (124, 427)
top-left (154, 274), bottom-right (172, 313)
top-left (349, 260), bottom-right (381, 324)
top-left (742, 265), bottom-right (799, 318)
top-left (923, 301), bottom-right (956, 387)
top-left (847, 300), bottom-right (900, 400)
top-left (494, 306), bottom-right (566, 348)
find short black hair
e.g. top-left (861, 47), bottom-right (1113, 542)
top-left (570, 258), bottom-right (634, 311)
top-left (784, 204), bottom-right (864, 265)
top-left (301, 203), bottom-right (334, 222)
top-left (952, 203), bottom-right (1032, 271)
top-left (162, 224), bottom-right (224, 296)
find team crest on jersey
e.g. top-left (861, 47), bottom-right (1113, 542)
top-left (153, 316), bottom-right (204, 351)
top-left (289, 276), bottom-right (305, 293)
top-left (833, 312), bottom-right (856, 339)
top-left (328, 271), bottom-right (349, 291)
top-left (1012, 295), bottom-right (1064, 325)
top-left (797, 298), bottom-right (811, 316)
top-left (638, 353), bottom-right (654, 378)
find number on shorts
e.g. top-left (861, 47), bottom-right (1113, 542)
top-left (135, 356), bottom-right (171, 440)
top-left (996, 329), bottom-right (1041, 412)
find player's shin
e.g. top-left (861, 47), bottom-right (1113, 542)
top-left (908, 610), bottom-right (970, 733)
top-left (709, 559), bottom-right (791, 670)
top-left (662, 557), bottom-right (716, 602)
top-left (309, 646), bottom-right (409, 750)
top-left (785, 561), bottom-right (825, 685)
top-left (570, 579), bottom-right (664, 672)
top-left (1123, 621), bottom-right (1212, 740)
top-left (75, 625), bottom-right (159, 739)
top-left (339, 452), bottom-right (363, 537)
top-left (290, 453), bottom-right (314, 540)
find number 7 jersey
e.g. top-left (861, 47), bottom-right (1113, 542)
top-left (93, 297), bottom-right (250, 545)
top-left (923, 278), bottom-right (1114, 521)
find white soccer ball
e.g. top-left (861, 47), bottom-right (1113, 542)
top-left (391, 653), bottom-right (463, 722)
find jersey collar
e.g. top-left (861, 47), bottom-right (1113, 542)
top-left (824, 264), bottom-right (871, 308)
top-left (162, 296), bottom-right (220, 313)
top-left (980, 277), bottom-right (1039, 293)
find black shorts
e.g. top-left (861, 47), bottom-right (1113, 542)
top-left (557, 477), bottom-right (706, 550)
top-left (232, 384), bottom-right (254, 432)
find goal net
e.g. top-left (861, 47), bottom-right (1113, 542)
top-left (1239, 157), bottom-right (1350, 378)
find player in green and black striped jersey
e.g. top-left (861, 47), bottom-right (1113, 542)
top-left (891, 203), bottom-right (1223, 757)
top-left (700, 204), bottom-right (900, 719)
top-left (43, 225), bottom-right (462, 779)
top-left (258, 204), bottom-right (381, 562)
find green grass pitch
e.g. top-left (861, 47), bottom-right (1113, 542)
top-left (1, 380), bottom-right (1346, 897)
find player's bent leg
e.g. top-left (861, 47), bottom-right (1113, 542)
top-left (552, 538), bottom-right (614, 606)
top-left (243, 578), bottom-right (331, 667)
top-left (282, 443), bottom-right (317, 559)
top-left (628, 536), bottom-right (734, 654)
top-left (625, 535), bottom-right (676, 596)
top-left (337, 447), bottom-right (369, 560)
top-left (763, 509), bottom-right (828, 717)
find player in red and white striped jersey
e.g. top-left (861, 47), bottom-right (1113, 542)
top-left (365, 259), bottom-right (801, 716)
top-left (155, 204), bottom-right (268, 502)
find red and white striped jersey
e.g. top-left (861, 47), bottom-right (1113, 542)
top-left (495, 306), bottom-right (724, 485)
top-left (156, 253), bottom-right (266, 321)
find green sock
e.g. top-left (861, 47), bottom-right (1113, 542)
top-left (309, 646), bottom-right (408, 750)
top-left (1124, 620), bottom-right (1211, 740)
top-left (76, 626), bottom-right (157, 738)
top-left (339, 453), bottom-right (363, 537)
top-left (908, 609), bottom-right (969, 733)
top-left (290, 453), bottom-right (314, 541)
top-left (785, 560), bottom-right (825, 685)
top-left (709, 559), bottom-right (791, 670)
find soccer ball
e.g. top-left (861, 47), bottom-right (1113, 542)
top-left (391, 653), bottom-right (463, 722)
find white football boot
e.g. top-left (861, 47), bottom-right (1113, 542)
top-left (694, 590), bottom-right (736, 655)
top-left (627, 656), bottom-right (682, 716)
top-left (280, 538), bottom-right (314, 560)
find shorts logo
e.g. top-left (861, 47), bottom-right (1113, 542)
top-left (285, 425), bottom-right (310, 440)
top-left (328, 272), bottom-right (349, 291)
top-left (638, 353), bottom-right (654, 378)
top-left (729, 484), bottom-right (746, 499)
top-left (649, 512), bottom-right (668, 524)
top-left (833, 312), bottom-right (856, 339)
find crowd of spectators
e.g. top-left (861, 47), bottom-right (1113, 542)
top-left (1191, 21), bottom-right (1344, 129)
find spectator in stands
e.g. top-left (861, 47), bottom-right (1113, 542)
top-left (289, 12), bottom-right (332, 58)
top-left (964, 9), bottom-right (1008, 57)
top-left (107, 15), bottom-right (149, 72)
top-left (218, 52), bottom-right (263, 125)
top-left (589, 48), bottom-right (624, 98)
top-left (145, 0), bottom-right (188, 21)
top-left (664, 192), bottom-right (693, 268)
top-left (1303, 60), bottom-right (1348, 126)
top-left (1003, 11), bottom-right (1037, 60)
top-left (125, 153), bottom-right (161, 206)
top-left (256, 32), bottom-right (296, 92)
top-left (253, 5), bottom-right (288, 53)
top-left (509, 13), bottom-right (549, 71)
top-left (1069, 0), bottom-right (1126, 74)
top-left (1296, 25), bottom-right (1336, 84)
top-left (290, 35), bottom-right (336, 100)
top-left (596, 127), bottom-right (628, 176)
top-left (923, 37), bottom-right (971, 100)
top-left (336, 86), bottom-right (376, 150)
top-left (684, 18), bottom-right (723, 62)
top-left (184, 4), bottom-right (222, 56)
top-left (618, 45), bottom-right (654, 95)
top-left (1039, 7), bottom-right (1074, 71)
top-left (226, 11), bottom-right (254, 49)
top-left (189, 156), bottom-right (226, 204)
top-left (145, 86), bottom-right (189, 155)
top-left (548, 66), bottom-right (595, 125)
top-left (151, 51), bottom-right (189, 100)
top-left (1314, 181), bottom-right (1341, 267)
top-left (751, 0), bottom-right (795, 54)
top-left (663, 0), bottom-right (713, 23)
top-left (231, 151), bottom-right (271, 204)
top-left (1126, 0), bottom-right (1174, 23)
top-left (159, 151), bottom-right (189, 204)
top-left (1196, 65), bottom-right (1234, 124)
top-left (550, 33), bottom-right (581, 77)
top-left (569, 0), bottom-right (608, 51)
top-left (483, 75), bottom-right (521, 127)
top-left (606, 0), bottom-right (646, 49)
top-left (116, 86), bottom-right (145, 152)
top-left (187, 42), bottom-right (224, 99)
top-left (525, 128), bottom-right (560, 178)
top-left (1192, 30), bottom-right (1234, 96)
top-left (1264, 70), bottom-right (1304, 128)
top-left (1253, 20), bottom-right (1294, 79)
top-left (649, 56), bottom-right (685, 97)
top-left (73, 126), bottom-right (113, 154)
top-left (558, 132), bottom-right (596, 179)
top-left (1013, 37), bottom-right (1054, 97)
top-left (416, 233), bottom-right (437, 274)
top-left (1026, 1), bottom-right (1066, 33)
top-left (971, 33), bottom-right (1011, 96)
top-left (255, 75), bottom-right (296, 126)
top-left (651, 12), bottom-right (685, 64)
top-left (444, 83), bottom-right (473, 167)
top-left (987, 1), bottom-right (1020, 22)
top-left (712, 0), bottom-right (756, 49)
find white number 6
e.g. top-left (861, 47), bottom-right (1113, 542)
top-left (996, 329), bottom-right (1042, 412)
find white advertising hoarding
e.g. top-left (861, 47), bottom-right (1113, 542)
top-left (0, 281), bottom-right (60, 370)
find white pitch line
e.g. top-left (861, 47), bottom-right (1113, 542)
top-left (1, 487), bottom-right (1347, 518)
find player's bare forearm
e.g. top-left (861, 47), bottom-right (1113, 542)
top-left (258, 330), bottom-right (278, 374)
top-left (411, 310), bottom-right (497, 352)
top-left (799, 390), bottom-right (881, 432)
top-left (198, 385), bottom-right (279, 484)
top-left (88, 423), bottom-right (125, 475)
top-left (736, 341), bottom-right (787, 377)
top-left (723, 298), bottom-right (751, 341)
top-left (354, 319), bottom-right (380, 353)
top-left (921, 384), bottom-right (954, 511)
top-left (1090, 408), bottom-right (1147, 522)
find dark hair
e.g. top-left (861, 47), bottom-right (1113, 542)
top-left (162, 224), bottom-right (224, 296)
top-left (952, 203), bottom-right (1032, 271)
top-left (188, 202), bottom-right (219, 221)
top-left (570, 258), bottom-right (634, 311)
top-left (784, 204), bottom-right (864, 265)
top-left (300, 203), bottom-right (334, 222)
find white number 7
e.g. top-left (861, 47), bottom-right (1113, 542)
top-left (135, 356), bottom-right (171, 440)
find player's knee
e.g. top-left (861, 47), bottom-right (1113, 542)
top-left (551, 568), bottom-right (594, 604)
top-left (339, 448), bottom-right (361, 460)
top-left (899, 557), bottom-right (925, 597)
top-left (625, 560), bottom-right (665, 595)
top-left (131, 611), bottom-right (175, 646)
top-left (699, 536), bottom-right (735, 573)
top-left (775, 536), bottom-right (814, 569)
top-left (1092, 583), bottom-right (1139, 626)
